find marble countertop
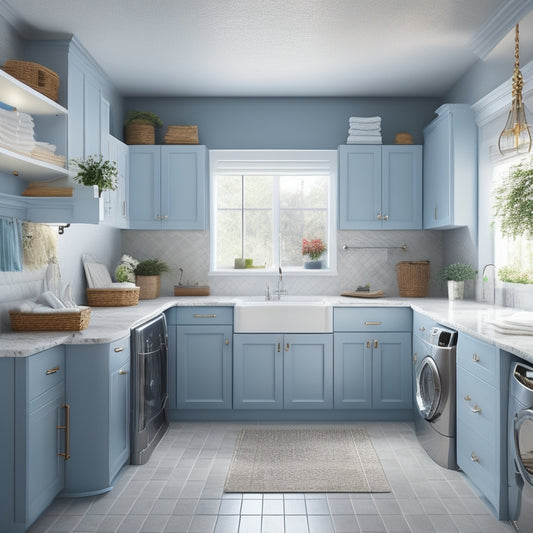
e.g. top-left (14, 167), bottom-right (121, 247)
top-left (2, 295), bottom-right (532, 362)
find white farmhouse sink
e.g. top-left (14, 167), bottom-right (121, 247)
top-left (234, 298), bottom-right (333, 333)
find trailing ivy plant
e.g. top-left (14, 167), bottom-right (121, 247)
top-left (492, 158), bottom-right (533, 239)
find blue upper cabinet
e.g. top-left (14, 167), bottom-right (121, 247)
top-left (338, 145), bottom-right (422, 230)
top-left (129, 145), bottom-right (207, 230)
top-left (423, 104), bottom-right (477, 236)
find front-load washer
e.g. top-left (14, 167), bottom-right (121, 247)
top-left (414, 325), bottom-right (458, 469)
top-left (508, 361), bottom-right (533, 531)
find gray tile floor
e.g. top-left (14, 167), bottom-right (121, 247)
top-left (28, 421), bottom-right (514, 533)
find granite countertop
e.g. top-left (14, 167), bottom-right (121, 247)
top-left (2, 295), bottom-right (532, 362)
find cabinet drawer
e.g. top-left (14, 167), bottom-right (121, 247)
top-left (456, 369), bottom-right (497, 440)
top-left (109, 335), bottom-right (131, 371)
top-left (457, 334), bottom-right (499, 386)
top-left (28, 346), bottom-right (65, 401)
top-left (334, 307), bottom-right (411, 332)
top-left (457, 419), bottom-right (498, 508)
top-left (176, 306), bottom-right (233, 325)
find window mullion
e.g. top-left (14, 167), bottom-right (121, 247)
top-left (272, 175), bottom-right (281, 267)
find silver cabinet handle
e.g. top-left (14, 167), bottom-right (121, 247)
top-left (470, 452), bottom-right (480, 463)
top-left (364, 321), bottom-right (382, 326)
top-left (383, 215), bottom-right (389, 220)
top-left (471, 404), bottom-right (482, 414)
top-left (377, 213), bottom-right (382, 220)
top-left (118, 369), bottom-right (128, 375)
top-left (473, 353), bottom-right (480, 362)
top-left (114, 347), bottom-right (124, 353)
top-left (225, 339), bottom-right (229, 346)
top-left (192, 314), bottom-right (216, 318)
top-left (464, 395), bottom-right (471, 401)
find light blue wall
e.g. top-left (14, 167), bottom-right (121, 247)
top-left (124, 97), bottom-right (442, 149)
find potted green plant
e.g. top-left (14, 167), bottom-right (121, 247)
top-left (124, 110), bottom-right (163, 145)
top-left (134, 258), bottom-right (169, 299)
top-left (492, 158), bottom-right (533, 239)
top-left (70, 155), bottom-right (117, 197)
top-left (441, 262), bottom-right (477, 300)
top-left (302, 238), bottom-right (327, 269)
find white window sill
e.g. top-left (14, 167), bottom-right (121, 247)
top-left (209, 267), bottom-right (338, 277)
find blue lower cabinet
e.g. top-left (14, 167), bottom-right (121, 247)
top-left (284, 334), bottom-right (333, 409)
top-left (0, 347), bottom-right (65, 533)
top-left (233, 334), bottom-right (283, 409)
top-left (334, 332), bottom-right (412, 409)
top-left (177, 325), bottom-right (232, 409)
top-left (233, 333), bottom-right (333, 409)
top-left (63, 336), bottom-right (130, 497)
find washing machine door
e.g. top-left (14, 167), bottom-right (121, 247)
top-left (515, 409), bottom-right (533, 485)
top-left (416, 356), bottom-right (442, 420)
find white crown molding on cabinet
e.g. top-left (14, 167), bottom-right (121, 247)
top-left (472, 59), bottom-right (533, 126)
top-left (469, 0), bottom-right (533, 60)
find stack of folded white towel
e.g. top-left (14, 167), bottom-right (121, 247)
top-left (0, 107), bottom-right (35, 154)
top-left (347, 116), bottom-right (382, 144)
top-left (0, 103), bottom-right (66, 167)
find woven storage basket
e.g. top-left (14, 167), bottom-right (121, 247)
top-left (396, 261), bottom-right (430, 297)
top-left (174, 285), bottom-right (210, 296)
top-left (164, 125), bottom-right (199, 144)
top-left (125, 123), bottom-right (155, 145)
top-left (86, 287), bottom-right (140, 307)
top-left (136, 275), bottom-right (161, 299)
top-left (3, 60), bottom-right (59, 101)
top-left (10, 306), bottom-right (91, 331)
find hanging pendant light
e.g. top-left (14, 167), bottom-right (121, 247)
top-left (498, 23), bottom-right (531, 156)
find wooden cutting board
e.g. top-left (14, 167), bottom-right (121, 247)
top-left (341, 290), bottom-right (385, 298)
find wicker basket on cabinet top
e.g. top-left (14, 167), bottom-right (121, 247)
top-left (3, 60), bottom-right (59, 102)
top-left (164, 125), bottom-right (199, 144)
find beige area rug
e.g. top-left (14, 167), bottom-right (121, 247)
top-left (224, 427), bottom-right (390, 493)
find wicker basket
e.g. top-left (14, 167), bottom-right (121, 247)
top-left (164, 125), bottom-right (199, 144)
top-left (125, 123), bottom-right (155, 145)
top-left (396, 261), bottom-right (430, 297)
top-left (136, 275), bottom-right (161, 299)
top-left (10, 307), bottom-right (91, 331)
top-left (3, 60), bottom-right (59, 102)
top-left (86, 287), bottom-right (140, 307)
top-left (174, 285), bottom-right (210, 296)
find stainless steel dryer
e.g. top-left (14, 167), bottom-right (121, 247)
top-left (508, 361), bottom-right (533, 531)
top-left (414, 325), bottom-right (458, 469)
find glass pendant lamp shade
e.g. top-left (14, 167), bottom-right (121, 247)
top-left (498, 24), bottom-right (532, 156)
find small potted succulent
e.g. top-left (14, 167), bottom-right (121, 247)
top-left (70, 155), bottom-right (117, 197)
top-left (124, 110), bottom-right (163, 145)
top-left (302, 238), bottom-right (327, 269)
top-left (134, 258), bottom-right (169, 299)
top-left (441, 262), bottom-right (477, 300)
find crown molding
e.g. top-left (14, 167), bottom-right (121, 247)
top-left (472, 59), bottom-right (533, 126)
top-left (470, 0), bottom-right (533, 60)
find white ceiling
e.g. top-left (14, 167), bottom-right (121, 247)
top-left (3, 0), bottom-right (530, 97)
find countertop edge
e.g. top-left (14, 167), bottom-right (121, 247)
top-left (2, 296), bottom-right (532, 362)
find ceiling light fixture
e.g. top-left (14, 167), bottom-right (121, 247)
top-left (498, 23), bottom-right (531, 156)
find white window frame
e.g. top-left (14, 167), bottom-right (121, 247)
top-left (209, 149), bottom-right (337, 275)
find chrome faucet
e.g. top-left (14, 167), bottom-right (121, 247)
top-left (266, 267), bottom-right (288, 300)
top-left (482, 263), bottom-right (496, 304)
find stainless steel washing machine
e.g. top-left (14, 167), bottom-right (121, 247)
top-left (508, 361), bottom-right (533, 531)
top-left (414, 325), bottom-right (458, 469)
